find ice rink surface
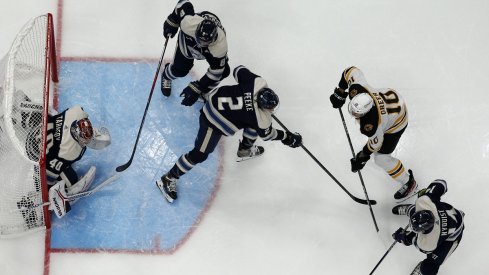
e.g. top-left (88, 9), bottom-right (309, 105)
top-left (1, 0), bottom-right (489, 274)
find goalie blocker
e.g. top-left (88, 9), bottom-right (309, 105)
top-left (49, 166), bottom-right (96, 218)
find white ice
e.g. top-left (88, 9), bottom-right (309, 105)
top-left (1, 0), bottom-right (489, 274)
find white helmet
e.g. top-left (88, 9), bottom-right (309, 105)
top-left (348, 93), bottom-right (373, 118)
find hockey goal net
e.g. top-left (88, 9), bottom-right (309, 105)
top-left (0, 13), bottom-right (58, 237)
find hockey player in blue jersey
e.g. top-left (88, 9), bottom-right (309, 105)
top-left (161, 0), bottom-right (230, 102)
top-left (156, 65), bottom-right (302, 203)
top-left (391, 179), bottom-right (465, 275)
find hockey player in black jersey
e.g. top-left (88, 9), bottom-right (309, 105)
top-left (161, 0), bottom-right (230, 103)
top-left (329, 66), bottom-right (417, 201)
top-left (42, 106), bottom-right (111, 218)
top-left (156, 65), bottom-right (302, 203)
top-left (392, 179), bottom-right (464, 275)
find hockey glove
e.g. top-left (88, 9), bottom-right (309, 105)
top-left (282, 132), bottom-right (302, 148)
top-left (350, 151), bottom-right (370, 172)
top-left (417, 188), bottom-right (428, 197)
top-left (330, 87), bottom-right (347, 109)
top-left (163, 18), bottom-right (179, 38)
top-left (180, 81), bottom-right (202, 106)
top-left (392, 227), bottom-right (414, 246)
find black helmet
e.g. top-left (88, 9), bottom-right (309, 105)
top-left (195, 19), bottom-right (217, 46)
top-left (410, 210), bottom-right (435, 233)
top-left (257, 88), bottom-right (279, 111)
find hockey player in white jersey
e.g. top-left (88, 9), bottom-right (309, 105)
top-left (156, 65), bottom-right (302, 203)
top-left (391, 179), bottom-right (464, 275)
top-left (44, 105), bottom-right (111, 218)
top-left (161, 0), bottom-right (230, 105)
top-left (329, 66), bottom-right (417, 200)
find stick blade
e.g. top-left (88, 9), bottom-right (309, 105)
top-left (116, 161), bottom-right (131, 172)
top-left (353, 197), bottom-right (377, 205)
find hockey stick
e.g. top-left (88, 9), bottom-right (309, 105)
top-left (338, 108), bottom-right (379, 231)
top-left (369, 224), bottom-right (410, 275)
top-left (271, 115), bottom-right (377, 205)
top-left (64, 173), bottom-right (120, 201)
top-left (116, 37), bottom-right (170, 172)
top-left (12, 173), bottom-right (120, 212)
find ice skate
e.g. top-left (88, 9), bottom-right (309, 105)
top-left (156, 173), bottom-right (178, 203)
top-left (394, 169), bottom-right (417, 201)
top-left (161, 76), bottom-right (172, 97)
top-left (392, 204), bottom-right (414, 216)
top-left (236, 143), bottom-right (264, 162)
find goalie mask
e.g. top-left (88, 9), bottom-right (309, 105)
top-left (70, 118), bottom-right (94, 146)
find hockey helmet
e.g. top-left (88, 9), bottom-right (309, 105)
top-left (257, 88), bottom-right (280, 112)
top-left (410, 210), bottom-right (435, 233)
top-left (195, 19), bottom-right (218, 47)
top-left (71, 118), bottom-right (94, 146)
top-left (348, 92), bottom-right (373, 118)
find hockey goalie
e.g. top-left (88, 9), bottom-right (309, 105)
top-left (29, 105), bottom-right (111, 218)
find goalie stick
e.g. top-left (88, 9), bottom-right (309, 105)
top-left (12, 173), bottom-right (120, 213)
top-left (271, 114), bottom-right (377, 205)
top-left (63, 173), bottom-right (120, 201)
top-left (116, 37), bottom-right (170, 172)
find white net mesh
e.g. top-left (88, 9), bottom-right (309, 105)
top-left (0, 14), bottom-right (55, 237)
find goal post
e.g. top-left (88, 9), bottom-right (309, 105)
top-left (0, 13), bottom-right (58, 237)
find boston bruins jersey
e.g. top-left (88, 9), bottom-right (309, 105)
top-left (413, 180), bottom-right (465, 253)
top-left (339, 66), bottom-right (408, 153)
top-left (45, 106), bottom-right (87, 178)
top-left (168, 0), bottom-right (228, 92)
top-left (202, 65), bottom-right (285, 141)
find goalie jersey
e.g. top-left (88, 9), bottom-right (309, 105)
top-left (202, 65), bottom-right (285, 141)
top-left (339, 66), bottom-right (409, 153)
top-left (45, 105), bottom-right (87, 179)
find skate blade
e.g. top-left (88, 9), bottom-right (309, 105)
top-left (236, 153), bottom-right (263, 162)
top-left (395, 188), bottom-right (419, 203)
top-left (156, 180), bottom-right (174, 203)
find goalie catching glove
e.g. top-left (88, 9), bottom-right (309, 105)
top-left (86, 127), bottom-right (111, 150)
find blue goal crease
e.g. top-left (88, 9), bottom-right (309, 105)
top-left (50, 60), bottom-right (220, 252)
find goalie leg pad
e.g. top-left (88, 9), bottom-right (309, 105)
top-left (49, 180), bottom-right (71, 218)
top-left (67, 166), bottom-right (96, 196)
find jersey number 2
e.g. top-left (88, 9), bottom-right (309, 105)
top-left (217, 97), bottom-right (243, 110)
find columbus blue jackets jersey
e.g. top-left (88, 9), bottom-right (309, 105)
top-left (167, 0), bottom-right (228, 92)
top-left (202, 66), bottom-right (285, 141)
top-left (412, 180), bottom-right (465, 253)
top-left (45, 106), bottom-right (87, 178)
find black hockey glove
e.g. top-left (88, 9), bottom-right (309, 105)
top-left (392, 228), bottom-right (414, 246)
top-left (330, 87), bottom-right (347, 109)
top-left (180, 81), bottom-right (202, 106)
top-left (282, 132), bottom-right (302, 148)
top-left (350, 151), bottom-right (370, 172)
top-left (163, 18), bottom-right (179, 38)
